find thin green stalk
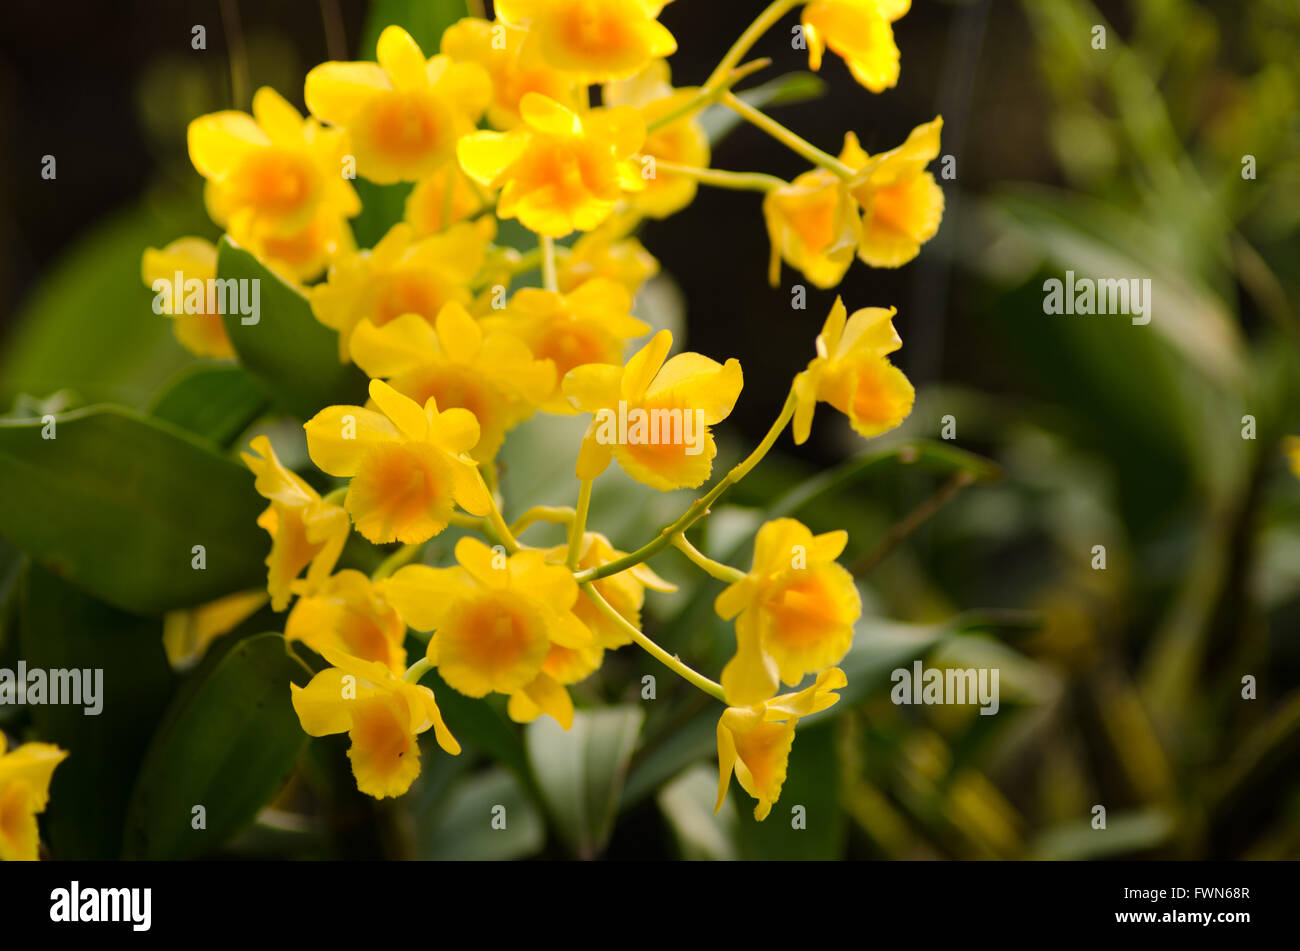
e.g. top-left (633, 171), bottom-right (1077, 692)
top-left (705, 0), bottom-right (802, 91)
top-left (567, 479), bottom-right (593, 569)
top-left (575, 386), bottom-right (799, 583)
top-left (403, 657), bottom-right (433, 684)
top-left (581, 583), bottom-right (725, 703)
top-left (672, 533), bottom-right (746, 583)
top-left (653, 160), bottom-right (785, 193)
top-left (541, 235), bottom-right (558, 292)
top-left (722, 92), bottom-right (855, 179)
top-left (372, 543), bottom-right (421, 582)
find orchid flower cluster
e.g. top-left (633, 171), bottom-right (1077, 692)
top-left (139, 0), bottom-right (944, 824)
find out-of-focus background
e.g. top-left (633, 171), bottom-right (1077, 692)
top-left (2, 0), bottom-right (1299, 859)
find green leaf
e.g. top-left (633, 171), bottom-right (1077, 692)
top-left (361, 0), bottom-right (468, 57)
top-left (218, 238), bottom-right (367, 419)
top-left (149, 364), bottom-right (269, 448)
top-left (526, 705), bottom-right (644, 858)
top-left (657, 763), bottom-right (739, 861)
top-left (0, 194), bottom-right (208, 409)
top-left (1030, 809), bottom-right (1175, 860)
top-left (421, 667), bottom-right (532, 785)
top-left (350, 178), bottom-right (413, 249)
top-left (417, 767), bottom-right (546, 860)
top-left (701, 72), bottom-right (828, 144)
top-left (0, 405), bottom-right (268, 614)
top-left (20, 564), bottom-right (175, 859)
top-left (122, 632), bottom-right (310, 859)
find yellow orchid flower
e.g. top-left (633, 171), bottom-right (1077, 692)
top-left (141, 237), bottom-right (234, 359)
top-left (792, 297), bottom-right (914, 444)
top-left (241, 435), bottom-right (351, 612)
top-left (285, 569), bottom-right (407, 675)
top-left (458, 92), bottom-right (646, 237)
top-left (496, 0), bottom-right (677, 82)
top-left (305, 25), bottom-right (491, 183)
top-left (302, 379), bottom-right (491, 545)
top-left (163, 589), bottom-right (269, 670)
top-left (485, 278), bottom-right (651, 410)
top-left (188, 86), bottom-right (359, 240)
top-left (843, 118), bottom-right (944, 268)
top-left (404, 163), bottom-right (493, 237)
top-left (310, 220), bottom-right (492, 362)
top-left (604, 60), bottom-right (710, 219)
top-left (350, 301), bottom-right (555, 463)
top-left (762, 137), bottom-right (863, 288)
top-left (291, 648), bottom-right (460, 799)
top-left (378, 537), bottom-right (592, 716)
top-left (441, 16), bottom-right (580, 129)
top-left (556, 219), bottom-right (660, 295)
top-left (564, 329), bottom-right (743, 491)
top-left (545, 532), bottom-right (675, 649)
top-left (0, 737), bottom-right (67, 861)
top-left (716, 518), bottom-right (860, 705)
top-left (802, 0), bottom-right (910, 93)
top-left (716, 667), bottom-right (847, 821)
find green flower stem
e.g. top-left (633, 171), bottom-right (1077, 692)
top-left (671, 533), bottom-right (746, 584)
top-left (646, 57), bottom-right (772, 134)
top-left (476, 470), bottom-right (522, 554)
top-left (541, 235), bottom-right (558, 292)
top-left (403, 657), bottom-right (433, 684)
top-left (575, 385), bottom-right (799, 584)
top-left (566, 478), bottom-right (593, 569)
top-left (580, 582), bottom-right (725, 703)
top-left (652, 160), bottom-right (785, 193)
top-left (510, 505), bottom-right (576, 536)
top-left (721, 92), bottom-right (856, 180)
top-left (372, 543), bottom-right (422, 582)
top-left (705, 0), bottom-right (802, 92)
top-left (322, 487), bottom-right (348, 506)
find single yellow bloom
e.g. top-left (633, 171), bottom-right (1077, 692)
top-left (762, 142), bottom-right (862, 288)
top-left (237, 204), bottom-right (356, 283)
top-left (843, 118), bottom-right (944, 268)
top-left (556, 218), bottom-right (660, 294)
top-left (1283, 436), bottom-right (1300, 479)
top-left (716, 667), bottom-right (846, 820)
top-left (404, 163), bottom-right (493, 236)
top-left (496, 0), bottom-right (677, 82)
top-left (241, 435), bottom-right (351, 612)
top-left (792, 297), bottom-right (914, 444)
top-left (188, 86), bottom-right (359, 239)
top-left (716, 518), bottom-right (860, 704)
top-left (291, 648), bottom-right (460, 799)
top-left (310, 220), bottom-right (492, 361)
top-left (350, 301), bottom-right (555, 462)
top-left (163, 589), bottom-right (269, 670)
top-left (458, 92), bottom-right (645, 237)
top-left (0, 737), bottom-right (67, 861)
top-left (803, 0), bottom-right (910, 93)
top-left (441, 16), bottom-right (580, 129)
top-left (604, 60), bottom-right (709, 219)
top-left (544, 532), bottom-right (675, 649)
top-left (303, 379), bottom-right (491, 545)
top-left (305, 25), bottom-right (491, 183)
top-left (564, 329), bottom-right (743, 491)
top-left (285, 569), bottom-right (407, 675)
top-left (485, 278), bottom-right (650, 411)
top-left (141, 237), bottom-right (234, 359)
top-left (379, 537), bottom-right (592, 708)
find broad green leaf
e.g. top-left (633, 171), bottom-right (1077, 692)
top-left (418, 767), bottom-right (546, 860)
top-left (218, 238), bottom-right (367, 419)
top-left (622, 704), bottom-right (716, 808)
top-left (657, 763), bottom-right (739, 861)
top-left (0, 406), bottom-right (268, 614)
top-left (350, 178), bottom-right (413, 249)
top-left (0, 194), bottom-right (208, 409)
top-left (702, 72), bottom-right (828, 144)
top-left (526, 705), bottom-right (644, 858)
top-left (150, 364), bottom-right (269, 448)
top-left (122, 632), bottom-right (310, 859)
top-left (361, 0), bottom-right (468, 57)
top-left (20, 564), bottom-right (175, 859)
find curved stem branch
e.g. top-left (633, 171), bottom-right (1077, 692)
top-left (672, 533), bottom-right (746, 583)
